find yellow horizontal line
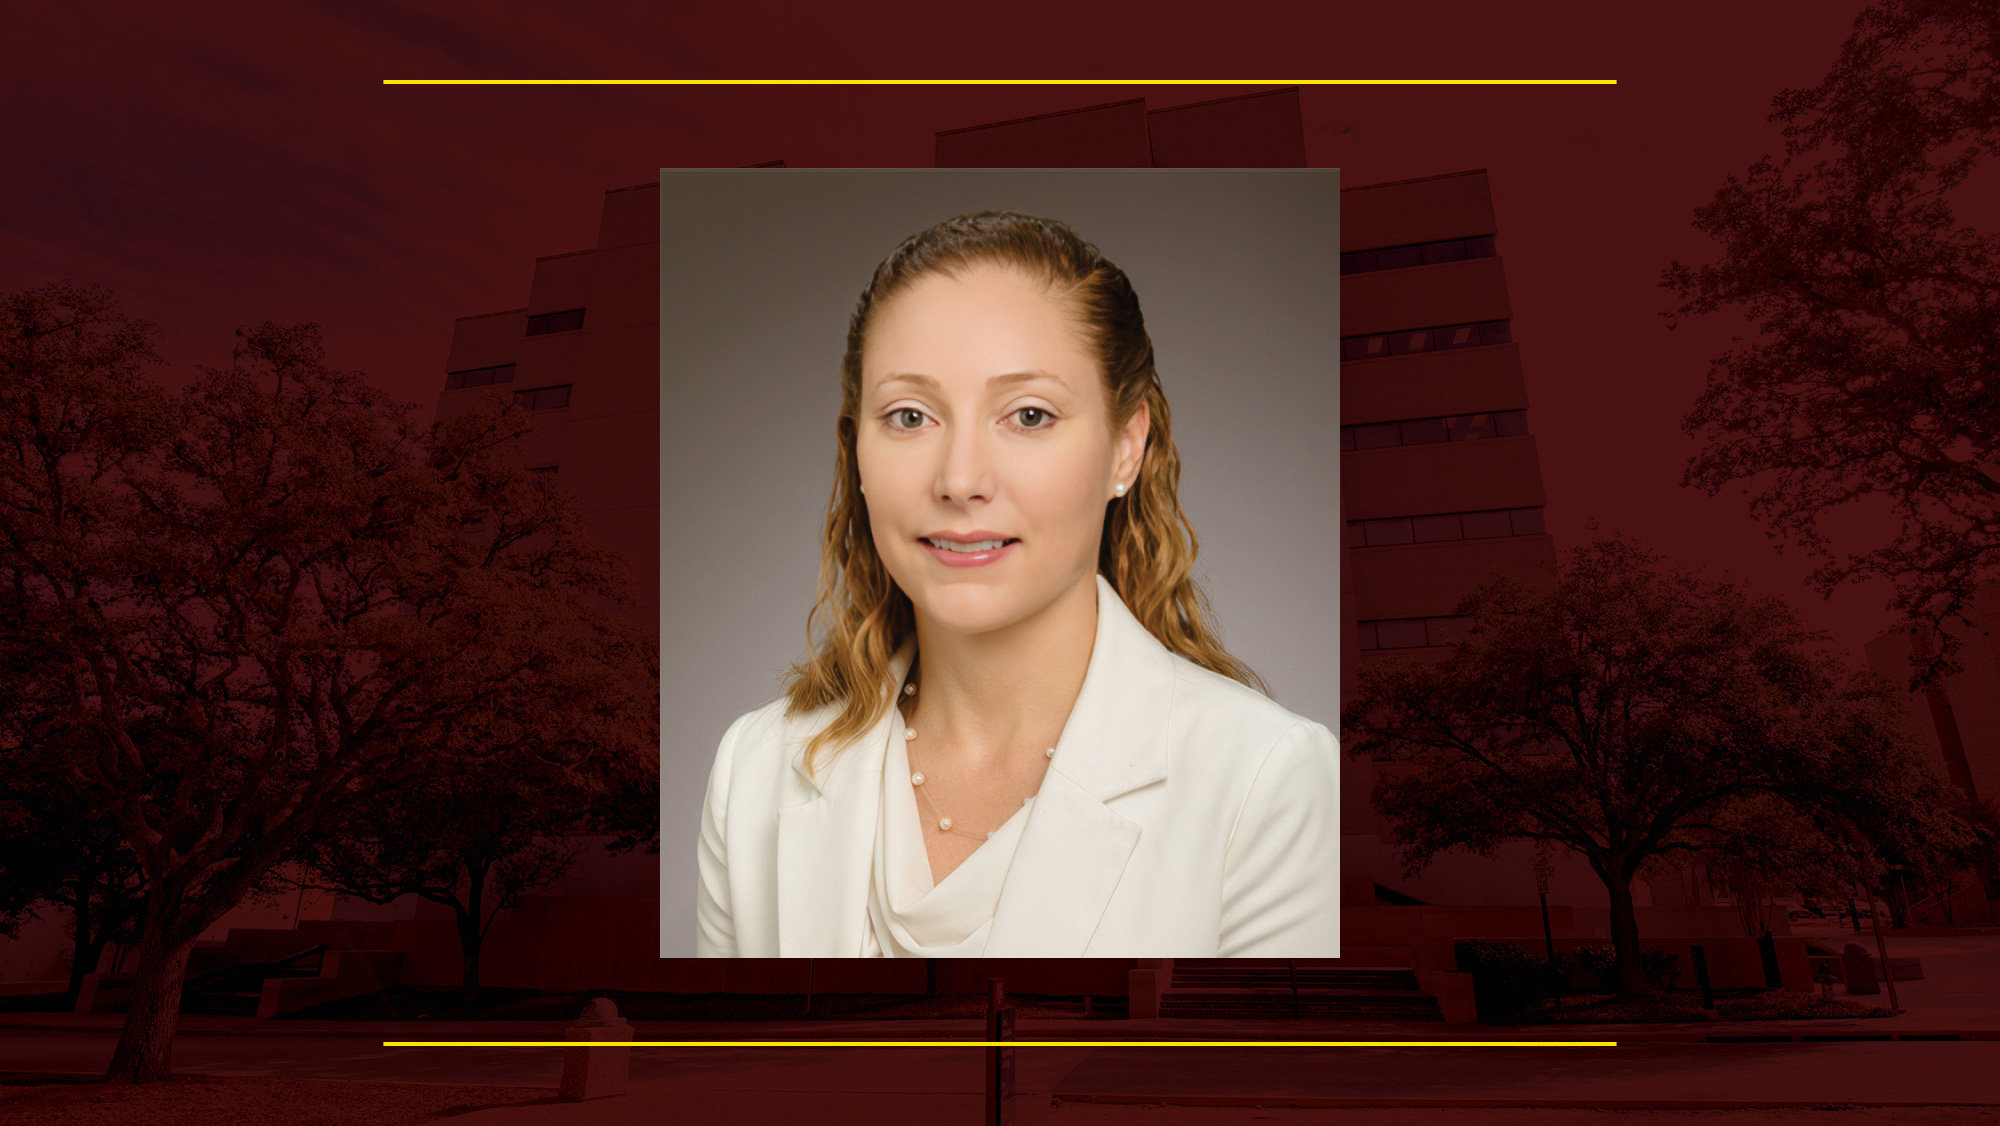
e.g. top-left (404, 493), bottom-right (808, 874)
top-left (382, 1048), bottom-right (1616, 1056)
top-left (382, 78), bottom-right (1616, 87)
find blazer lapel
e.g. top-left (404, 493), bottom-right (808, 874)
top-left (986, 575), bottom-right (1173, 955)
top-left (776, 641), bottom-right (915, 956)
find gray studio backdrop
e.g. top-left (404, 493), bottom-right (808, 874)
top-left (657, 168), bottom-right (1341, 956)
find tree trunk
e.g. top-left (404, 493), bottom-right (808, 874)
top-left (1606, 874), bottom-right (1647, 995)
top-left (459, 934), bottom-right (482, 1003)
top-left (457, 859), bottom-right (487, 1004)
top-left (104, 913), bottom-right (198, 1083)
top-left (65, 877), bottom-right (94, 1004)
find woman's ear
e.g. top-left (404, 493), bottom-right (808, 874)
top-left (1113, 400), bottom-right (1151, 494)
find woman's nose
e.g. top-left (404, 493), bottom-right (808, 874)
top-left (936, 426), bottom-right (994, 503)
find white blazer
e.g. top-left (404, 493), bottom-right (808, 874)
top-left (694, 574), bottom-right (1340, 957)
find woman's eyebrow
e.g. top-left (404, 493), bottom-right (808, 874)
top-left (877, 370), bottom-right (1066, 391)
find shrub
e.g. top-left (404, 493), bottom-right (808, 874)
top-left (1573, 944), bottom-right (1684, 990)
top-left (1455, 940), bottom-right (1550, 1022)
top-left (1574, 944), bottom-right (1617, 986)
top-left (1643, 947), bottom-right (1683, 991)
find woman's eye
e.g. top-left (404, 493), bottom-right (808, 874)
top-left (1014, 407), bottom-right (1053, 429)
top-left (890, 408), bottom-right (927, 430)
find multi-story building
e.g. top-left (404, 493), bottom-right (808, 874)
top-left (1335, 168), bottom-right (1567, 911)
top-left (1864, 581), bottom-right (2000, 925)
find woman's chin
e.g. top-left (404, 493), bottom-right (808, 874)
top-left (907, 586), bottom-right (1036, 637)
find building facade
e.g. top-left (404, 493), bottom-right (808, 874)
top-left (1864, 580), bottom-right (2000, 925)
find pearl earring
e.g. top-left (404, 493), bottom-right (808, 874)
top-left (1113, 482), bottom-right (1127, 497)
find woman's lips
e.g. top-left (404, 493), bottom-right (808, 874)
top-left (920, 538), bottom-right (1019, 568)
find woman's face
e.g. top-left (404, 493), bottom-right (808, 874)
top-left (856, 262), bottom-right (1148, 638)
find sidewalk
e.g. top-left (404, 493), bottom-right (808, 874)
top-left (8, 1015), bottom-right (1999, 1114)
top-left (12, 937), bottom-right (1996, 1045)
top-left (5, 1007), bottom-right (1999, 1044)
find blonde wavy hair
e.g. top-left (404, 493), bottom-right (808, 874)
top-left (783, 210), bottom-right (1266, 773)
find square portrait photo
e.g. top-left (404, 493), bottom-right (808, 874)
top-left (658, 168), bottom-right (1342, 958)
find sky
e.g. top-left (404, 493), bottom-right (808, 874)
top-left (3, 0), bottom-right (1914, 664)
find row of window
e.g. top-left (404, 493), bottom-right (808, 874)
top-left (444, 364), bottom-right (517, 390)
top-left (1358, 614), bottom-right (1474, 651)
top-left (515, 384), bottom-right (573, 411)
top-left (1342, 319), bottom-right (1512, 362)
top-left (1348, 506), bottom-right (1545, 548)
top-left (527, 308), bottom-right (586, 336)
top-left (1341, 235), bottom-right (1496, 276)
top-left (1342, 409), bottom-right (1528, 452)
top-left (441, 369), bottom-right (572, 411)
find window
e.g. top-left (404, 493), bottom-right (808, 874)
top-left (1341, 319), bottom-right (1512, 362)
top-left (444, 364), bottom-right (517, 390)
top-left (1357, 614), bottom-right (1479, 651)
top-left (1348, 506), bottom-right (1547, 547)
top-left (1342, 409), bottom-right (1529, 451)
top-left (1441, 410), bottom-right (1528, 442)
top-left (1398, 417), bottom-right (1449, 446)
top-left (1375, 245), bottom-right (1423, 271)
top-left (1459, 510), bottom-right (1514, 539)
top-left (1374, 619), bottom-right (1430, 649)
top-left (1433, 323), bottom-right (1479, 349)
top-left (515, 384), bottom-right (573, 411)
top-left (1421, 240), bottom-right (1468, 265)
top-left (1339, 234), bottom-right (1498, 277)
top-left (1352, 422), bottom-right (1402, 450)
top-left (526, 309), bottom-right (585, 336)
top-left (1361, 517), bottom-right (1414, 547)
top-left (1410, 513), bottom-right (1462, 543)
top-left (1387, 329), bottom-right (1433, 356)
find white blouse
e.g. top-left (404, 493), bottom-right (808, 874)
top-left (861, 715), bottom-right (1035, 957)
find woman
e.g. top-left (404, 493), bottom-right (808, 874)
top-left (695, 210), bottom-right (1339, 957)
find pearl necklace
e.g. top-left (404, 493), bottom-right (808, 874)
top-left (899, 677), bottom-right (1054, 841)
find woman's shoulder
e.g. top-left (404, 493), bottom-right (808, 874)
top-left (717, 695), bottom-right (838, 762)
top-left (1161, 653), bottom-right (1337, 761)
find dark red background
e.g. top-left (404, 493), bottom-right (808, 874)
top-left (7, 3), bottom-right (1954, 1108)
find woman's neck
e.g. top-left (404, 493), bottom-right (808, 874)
top-left (903, 573), bottom-right (1098, 773)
